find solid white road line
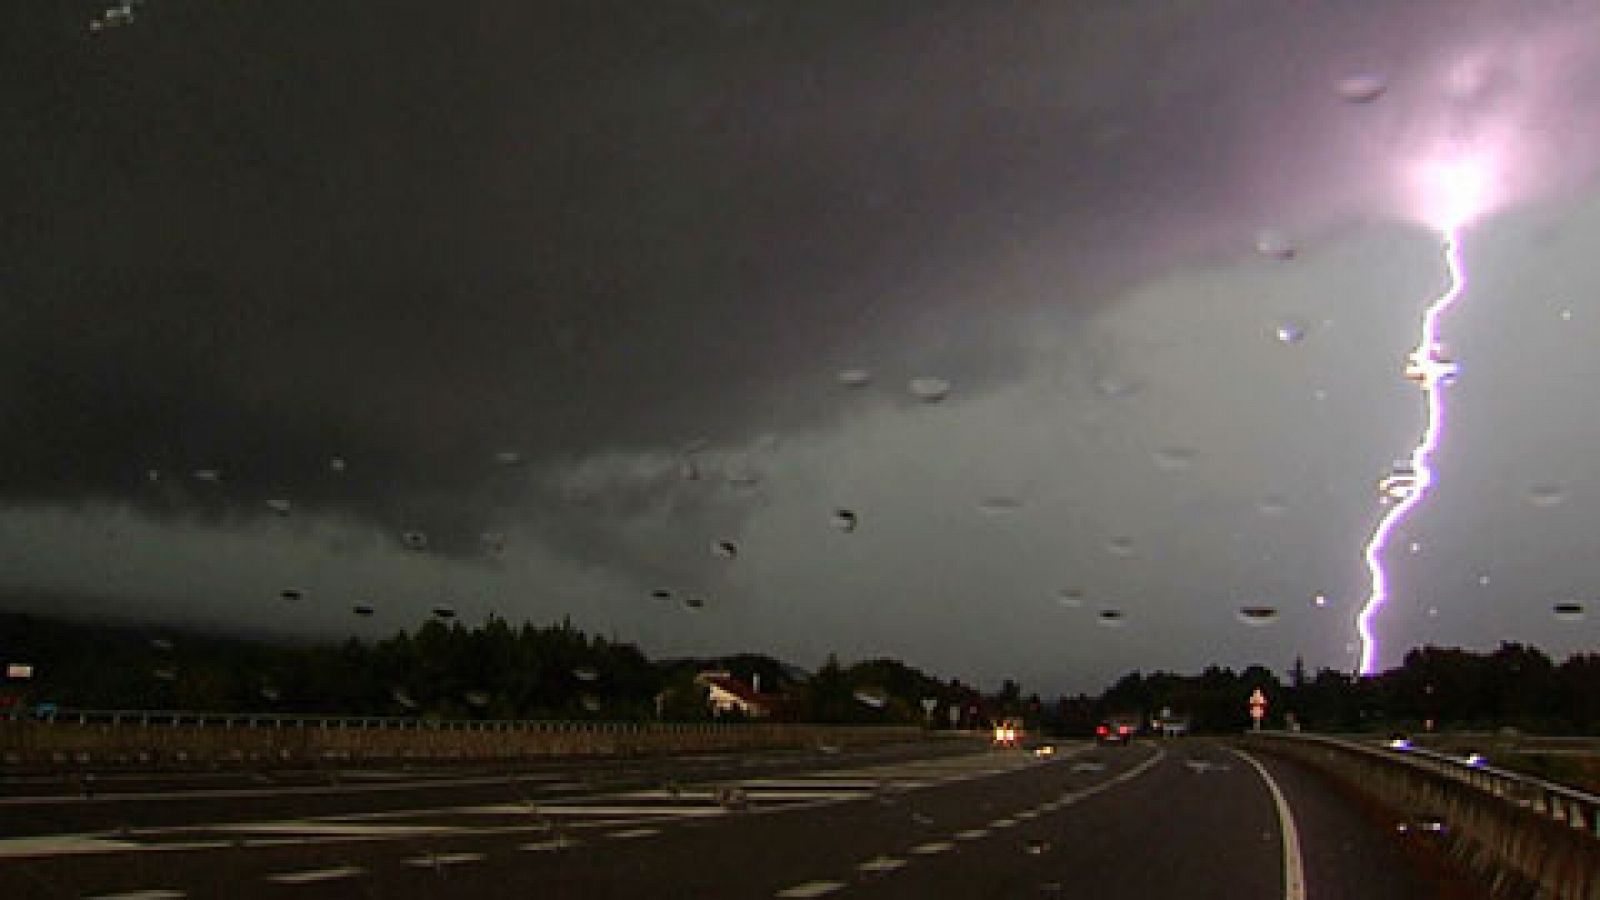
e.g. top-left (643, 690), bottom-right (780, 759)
top-left (265, 866), bottom-right (366, 884)
top-left (1230, 749), bottom-right (1307, 900)
top-left (608, 827), bottom-right (660, 839)
top-left (909, 841), bottom-right (953, 855)
top-left (775, 881), bottom-right (847, 898)
top-left (954, 828), bottom-right (990, 840)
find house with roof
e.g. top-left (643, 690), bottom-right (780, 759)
top-left (694, 670), bottom-right (780, 719)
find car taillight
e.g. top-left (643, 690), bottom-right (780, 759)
top-left (1118, 725), bottom-right (1131, 735)
top-left (1096, 725), bottom-right (1109, 736)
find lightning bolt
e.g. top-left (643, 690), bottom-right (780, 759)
top-left (1355, 228), bottom-right (1466, 675)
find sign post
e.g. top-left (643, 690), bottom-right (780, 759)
top-left (1248, 688), bottom-right (1267, 731)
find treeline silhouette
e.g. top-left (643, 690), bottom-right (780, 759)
top-left (2, 613), bottom-right (1596, 734)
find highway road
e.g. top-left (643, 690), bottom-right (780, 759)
top-left (1, 737), bottom-right (1475, 899)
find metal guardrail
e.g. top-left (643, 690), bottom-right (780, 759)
top-left (1261, 731), bottom-right (1599, 840)
top-left (2, 707), bottom-right (770, 734)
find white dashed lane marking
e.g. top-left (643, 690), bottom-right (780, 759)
top-left (857, 855), bottom-right (907, 873)
top-left (85, 892), bottom-right (186, 900)
top-left (608, 827), bottom-right (660, 839)
top-left (909, 840), bottom-right (953, 855)
top-left (401, 852), bottom-right (485, 867)
top-left (955, 828), bottom-right (990, 840)
top-left (775, 880), bottom-right (847, 898)
top-left (265, 866), bottom-right (366, 884)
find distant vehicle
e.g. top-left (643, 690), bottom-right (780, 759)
top-left (992, 718), bottom-right (1024, 747)
top-left (1033, 744), bottom-right (1056, 758)
top-left (32, 701), bottom-right (59, 720)
top-left (1096, 714), bottom-right (1140, 745)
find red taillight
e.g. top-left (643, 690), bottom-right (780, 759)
top-left (1096, 725), bottom-right (1109, 736)
top-left (1118, 725), bottom-right (1131, 735)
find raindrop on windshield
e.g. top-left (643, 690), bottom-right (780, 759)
top-left (1105, 537), bottom-right (1135, 557)
top-left (260, 686), bottom-right (280, 702)
top-left (1255, 229), bottom-right (1296, 260)
top-left (392, 688), bottom-right (417, 709)
top-left (908, 377), bottom-right (952, 403)
top-left (1096, 609), bottom-right (1127, 627)
top-left (1057, 588), bottom-right (1084, 608)
top-left (1552, 602), bottom-right (1586, 622)
top-left (831, 509), bottom-right (859, 532)
top-left (710, 538), bottom-right (739, 559)
top-left (1336, 73), bottom-right (1387, 103)
top-left (403, 531), bottom-right (429, 551)
top-left (1477, 574), bottom-right (1492, 587)
top-left (651, 588), bottom-right (674, 601)
top-left (1236, 606), bottom-right (1279, 626)
top-left (265, 498), bottom-right (292, 516)
top-left (192, 469), bottom-right (221, 482)
top-left (328, 456), bottom-right (347, 473)
top-left (1273, 320), bottom-right (1307, 344)
top-left (837, 368), bottom-right (873, 387)
top-left (581, 694), bottom-right (603, 713)
top-left (149, 637), bottom-right (173, 652)
top-left (1153, 448), bottom-right (1197, 471)
top-left (465, 691), bottom-right (490, 708)
top-left (978, 496), bottom-right (1022, 515)
top-left (481, 532), bottom-right (506, 556)
top-left (494, 451), bottom-right (524, 467)
top-left (280, 589), bottom-right (303, 602)
top-left (854, 688), bottom-right (888, 709)
top-left (145, 469), bottom-right (160, 482)
top-left (153, 667), bottom-right (177, 681)
top-left (1257, 496), bottom-right (1288, 517)
top-left (432, 605), bottom-right (457, 619)
top-left (1528, 485), bottom-right (1566, 508)
top-left (572, 667), bottom-right (599, 682)
top-left (726, 468), bottom-right (761, 490)
top-left (682, 595), bottom-right (706, 610)
top-left (1093, 374), bottom-right (1142, 398)
top-left (352, 604), bottom-right (375, 617)
top-left (1312, 593), bottom-right (1328, 608)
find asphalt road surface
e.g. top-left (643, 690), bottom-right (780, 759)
top-left (1, 737), bottom-right (1468, 899)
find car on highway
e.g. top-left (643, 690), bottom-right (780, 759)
top-left (1096, 715), bottom-right (1140, 745)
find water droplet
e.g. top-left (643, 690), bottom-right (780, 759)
top-left (1105, 537), bottom-right (1135, 557)
top-left (1096, 609), bottom-right (1127, 627)
top-left (192, 469), bottom-right (221, 482)
top-left (726, 468), bottom-right (761, 490)
top-left (494, 451), bottom-right (524, 467)
top-left (1313, 593), bottom-right (1328, 608)
top-left (260, 686), bottom-right (280, 702)
top-left (1559, 308), bottom-right (1573, 322)
top-left (831, 509), bottom-right (859, 532)
top-left (572, 667), bottom-right (599, 682)
top-left (145, 469), bottom-right (161, 483)
top-left (1409, 541), bottom-right (1422, 555)
top-left (1236, 606), bottom-right (1279, 626)
top-left (153, 667), bottom-right (177, 681)
top-left (1093, 374), bottom-right (1143, 398)
top-left (1153, 447), bottom-right (1197, 471)
top-left (352, 604), bottom-right (375, 617)
top-left (1057, 588), bottom-right (1084, 608)
top-left (402, 531), bottom-right (429, 551)
top-left (908, 377), bottom-right (951, 403)
top-left (481, 532), bottom-right (506, 556)
top-left (265, 498), bottom-right (292, 516)
top-left (854, 688), bottom-right (888, 709)
top-left (710, 538), bottom-right (739, 559)
top-left (280, 589), bottom-right (303, 602)
top-left (1257, 496), bottom-right (1288, 516)
top-left (1528, 485), bottom-right (1566, 508)
top-left (650, 588), bottom-right (674, 601)
top-left (1553, 602), bottom-right (1585, 622)
top-left (1273, 320), bottom-right (1307, 344)
top-left (837, 368), bottom-right (873, 387)
top-left (328, 456), bottom-right (347, 473)
top-left (432, 605), bottom-right (457, 619)
top-left (682, 595), bottom-right (706, 610)
top-left (392, 687), bottom-right (417, 709)
top-left (978, 496), bottom-right (1022, 515)
top-left (1255, 229), bottom-right (1296, 261)
top-left (465, 691), bottom-right (490, 708)
top-left (1335, 73), bottom-right (1387, 103)
top-left (580, 694), bottom-right (602, 713)
top-left (1477, 574), bottom-right (1492, 587)
top-left (1426, 606), bottom-right (1440, 617)
top-left (679, 458), bottom-right (701, 481)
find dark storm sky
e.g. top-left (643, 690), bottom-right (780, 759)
top-left (5, 1), bottom-right (1600, 692)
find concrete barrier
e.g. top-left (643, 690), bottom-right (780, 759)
top-left (0, 714), bottom-right (932, 770)
top-left (1245, 732), bottom-right (1599, 900)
